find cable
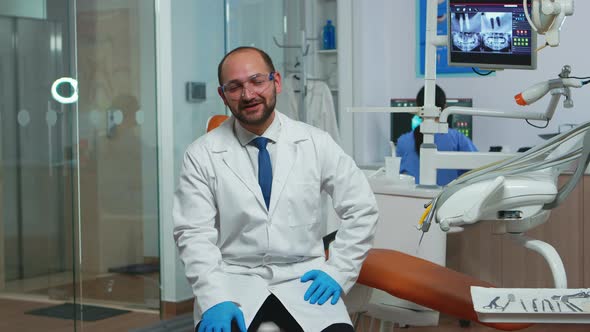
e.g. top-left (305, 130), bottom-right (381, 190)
top-left (582, 80), bottom-right (590, 85)
top-left (536, 42), bottom-right (549, 52)
top-left (565, 76), bottom-right (590, 79)
top-left (526, 119), bottom-right (550, 129)
top-left (472, 67), bottom-right (495, 76)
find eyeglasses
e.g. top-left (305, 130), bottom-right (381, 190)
top-left (221, 72), bottom-right (275, 100)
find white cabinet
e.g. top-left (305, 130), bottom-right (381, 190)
top-left (314, 0), bottom-right (339, 89)
top-left (330, 176), bottom-right (446, 327)
top-left (298, 0), bottom-right (354, 155)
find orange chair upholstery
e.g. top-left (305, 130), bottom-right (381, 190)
top-left (356, 249), bottom-right (533, 331)
top-left (207, 114), bottom-right (229, 133)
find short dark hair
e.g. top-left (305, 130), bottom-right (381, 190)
top-left (416, 84), bottom-right (446, 108)
top-left (414, 85), bottom-right (447, 154)
top-left (217, 46), bottom-right (276, 85)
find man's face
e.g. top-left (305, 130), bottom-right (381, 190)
top-left (217, 50), bottom-right (282, 128)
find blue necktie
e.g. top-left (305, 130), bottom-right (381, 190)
top-left (251, 137), bottom-right (272, 209)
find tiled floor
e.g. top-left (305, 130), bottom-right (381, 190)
top-left (0, 271), bottom-right (162, 331)
top-left (5, 271), bottom-right (160, 310)
top-left (2, 297), bottom-right (588, 331)
top-left (0, 298), bottom-right (160, 332)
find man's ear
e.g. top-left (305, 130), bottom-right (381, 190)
top-left (218, 86), bottom-right (229, 106)
top-left (273, 71), bottom-right (282, 94)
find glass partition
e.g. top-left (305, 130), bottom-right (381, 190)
top-left (0, 1), bottom-right (306, 330)
top-left (0, 1), bottom-right (79, 329)
top-left (225, 0), bottom-right (287, 68)
top-left (0, 0), bottom-right (161, 330)
top-left (75, 0), bottom-right (160, 313)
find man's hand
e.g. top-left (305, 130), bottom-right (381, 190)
top-left (300, 269), bottom-right (342, 305)
top-left (198, 301), bottom-right (247, 332)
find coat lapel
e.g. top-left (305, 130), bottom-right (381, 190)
top-left (212, 118), bottom-right (267, 211)
top-left (268, 137), bottom-right (296, 218)
top-left (211, 113), bottom-right (308, 216)
top-left (268, 113), bottom-right (307, 218)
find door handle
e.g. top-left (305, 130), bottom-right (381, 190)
top-left (51, 77), bottom-right (78, 104)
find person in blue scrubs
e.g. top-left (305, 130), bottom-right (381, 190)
top-left (396, 85), bottom-right (477, 186)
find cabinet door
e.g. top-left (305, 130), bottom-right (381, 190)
top-left (446, 222), bottom-right (503, 285)
top-left (501, 175), bottom-right (584, 288)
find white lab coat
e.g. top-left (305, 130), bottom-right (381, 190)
top-left (275, 74), bottom-right (300, 121)
top-left (277, 74), bottom-right (341, 145)
top-left (304, 80), bottom-right (341, 145)
top-left (173, 111), bottom-right (378, 332)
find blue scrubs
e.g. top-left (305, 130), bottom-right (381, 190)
top-left (396, 128), bottom-right (478, 186)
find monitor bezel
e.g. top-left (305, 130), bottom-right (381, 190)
top-left (447, 0), bottom-right (537, 70)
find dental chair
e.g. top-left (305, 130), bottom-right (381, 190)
top-left (351, 248), bottom-right (532, 331)
top-left (205, 114), bottom-right (532, 331)
top-left (206, 114), bottom-right (230, 133)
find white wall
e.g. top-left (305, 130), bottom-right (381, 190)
top-left (353, 0), bottom-right (590, 166)
top-left (172, 0), bottom-right (227, 178)
top-left (161, 0), bottom-right (228, 302)
top-left (352, 0), bottom-right (398, 166)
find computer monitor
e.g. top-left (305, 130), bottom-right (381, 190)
top-left (447, 0), bottom-right (536, 70)
top-left (390, 98), bottom-right (473, 144)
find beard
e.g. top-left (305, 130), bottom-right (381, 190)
top-left (229, 89), bottom-right (276, 126)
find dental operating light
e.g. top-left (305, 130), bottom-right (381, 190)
top-left (523, 0), bottom-right (574, 47)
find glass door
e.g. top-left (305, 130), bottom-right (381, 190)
top-left (0, 0), bottom-right (161, 330)
top-left (0, 1), bottom-right (79, 330)
top-left (75, 0), bottom-right (161, 319)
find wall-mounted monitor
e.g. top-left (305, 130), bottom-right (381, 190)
top-left (448, 0), bottom-right (536, 70)
top-left (390, 98), bottom-right (473, 144)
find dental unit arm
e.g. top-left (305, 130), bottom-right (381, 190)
top-left (439, 65), bottom-right (585, 125)
top-left (418, 65), bottom-right (587, 191)
top-left (419, 120), bottom-right (590, 288)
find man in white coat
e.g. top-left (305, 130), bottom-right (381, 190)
top-left (173, 46), bottom-right (378, 332)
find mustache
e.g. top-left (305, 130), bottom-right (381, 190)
top-left (239, 99), bottom-right (264, 108)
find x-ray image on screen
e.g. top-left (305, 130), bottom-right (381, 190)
top-left (448, 0), bottom-right (536, 70)
top-left (480, 12), bottom-right (512, 52)
top-left (451, 12), bottom-right (482, 52)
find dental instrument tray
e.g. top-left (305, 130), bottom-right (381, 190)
top-left (471, 286), bottom-right (590, 324)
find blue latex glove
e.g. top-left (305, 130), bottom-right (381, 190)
top-left (198, 301), bottom-right (247, 332)
top-left (300, 269), bottom-right (342, 305)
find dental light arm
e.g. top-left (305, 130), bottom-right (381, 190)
top-left (438, 66), bottom-right (586, 129)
